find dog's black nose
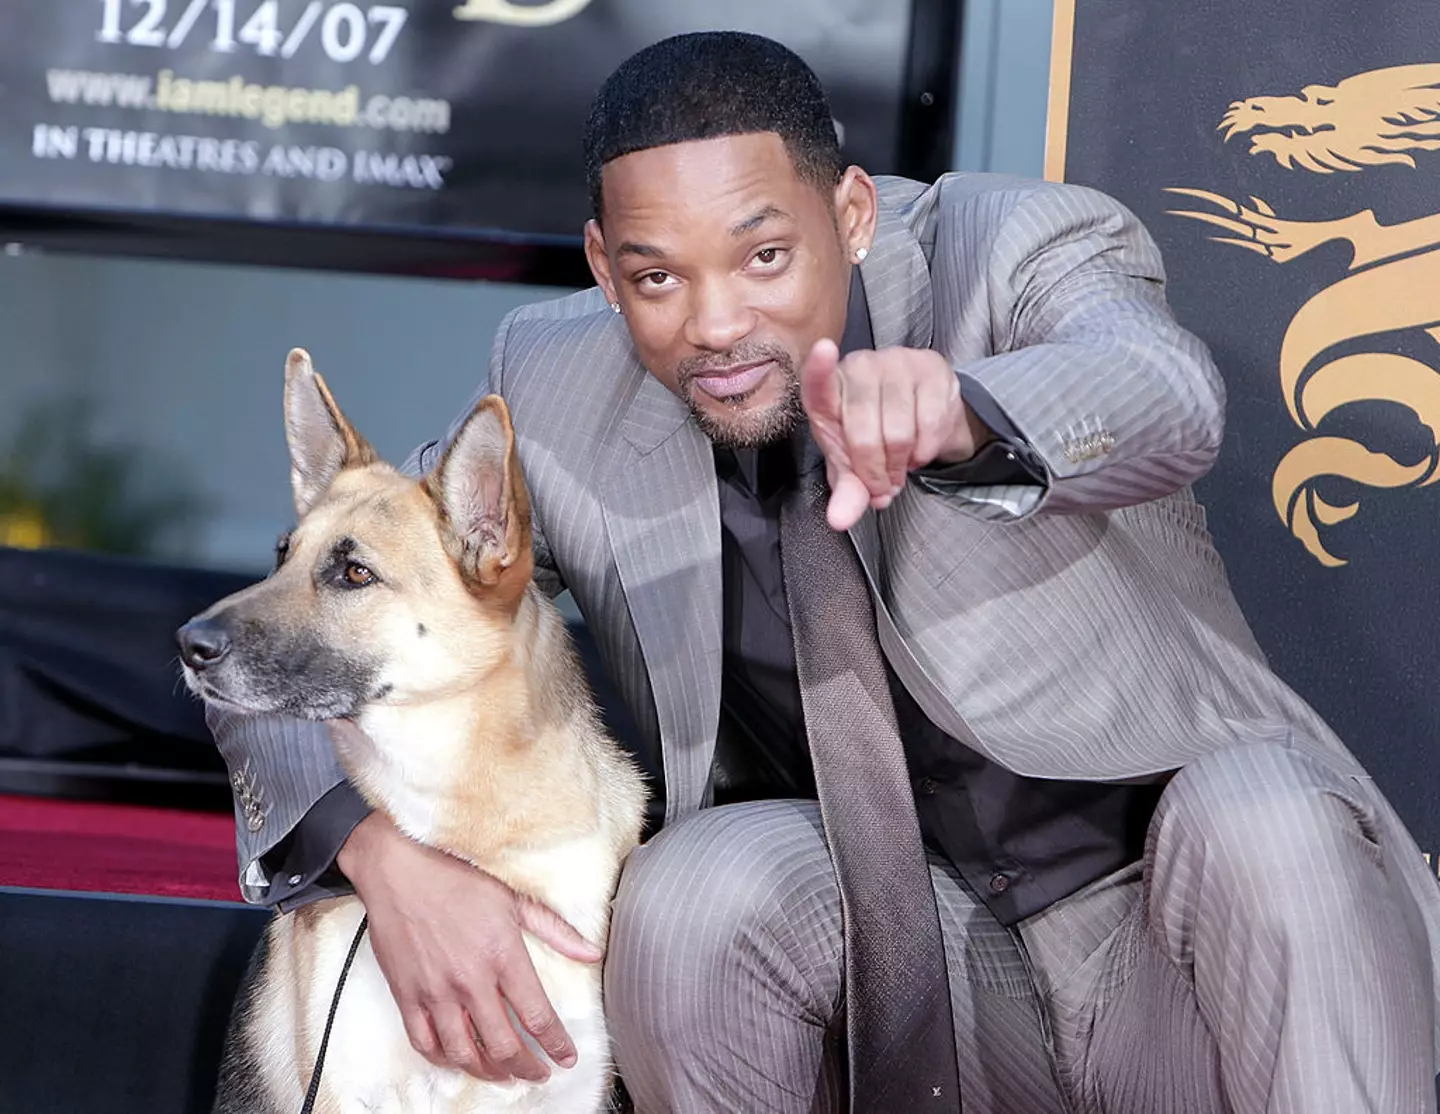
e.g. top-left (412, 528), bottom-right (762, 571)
top-left (177, 618), bottom-right (232, 670)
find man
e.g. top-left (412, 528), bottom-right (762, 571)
top-left (209, 30), bottom-right (1440, 1114)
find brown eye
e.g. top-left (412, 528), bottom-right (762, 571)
top-left (343, 561), bottom-right (376, 587)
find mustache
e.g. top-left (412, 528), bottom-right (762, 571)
top-left (676, 342), bottom-right (794, 385)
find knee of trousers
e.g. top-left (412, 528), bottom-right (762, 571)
top-left (1150, 741), bottom-right (1384, 914)
top-left (602, 801), bottom-right (841, 1044)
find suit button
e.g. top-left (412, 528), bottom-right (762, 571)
top-left (917, 777), bottom-right (938, 796)
top-left (988, 872), bottom-right (1011, 895)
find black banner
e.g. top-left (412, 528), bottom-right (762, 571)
top-left (1049, 1), bottom-right (1440, 855)
top-left (1, 0), bottom-right (954, 270)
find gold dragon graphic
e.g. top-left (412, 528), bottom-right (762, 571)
top-left (1165, 63), bottom-right (1440, 567)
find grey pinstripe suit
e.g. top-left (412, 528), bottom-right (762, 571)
top-left (210, 172), bottom-right (1440, 1111)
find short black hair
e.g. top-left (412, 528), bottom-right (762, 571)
top-left (582, 31), bottom-right (845, 221)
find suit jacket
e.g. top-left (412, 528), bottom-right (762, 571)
top-left (211, 172), bottom-right (1440, 1048)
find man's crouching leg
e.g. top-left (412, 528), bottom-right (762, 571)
top-left (1076, 741), bottom-right (1437, 1114)
top-left (603, 800), bottom-right (846, 1114)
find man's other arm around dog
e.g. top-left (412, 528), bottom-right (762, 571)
top-left (335, 791), bottom-right (601, 1085)
top-left (209, 695), bottom-right (595, 1086)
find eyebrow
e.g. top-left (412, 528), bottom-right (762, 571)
top-left (729, 204), bottom-right (792, 237)
top-left (613, 205), bottom-right (795, 261)
top-left (614, 240), bottom-right (665, 260)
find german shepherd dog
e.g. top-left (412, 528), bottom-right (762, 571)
top-left (177, 350), bottom-right (646, 1113)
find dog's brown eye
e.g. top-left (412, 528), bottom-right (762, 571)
top-left (343, 562), bottom-right (376, 587)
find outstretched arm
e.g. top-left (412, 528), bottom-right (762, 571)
top-left (803, 181), bottom-right (1226, 528)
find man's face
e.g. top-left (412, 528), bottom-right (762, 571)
top-left (585, 133), bottom-right (875, 447)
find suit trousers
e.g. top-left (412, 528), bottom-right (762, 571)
top-left (603, 742), bottom-right (1436, 1114)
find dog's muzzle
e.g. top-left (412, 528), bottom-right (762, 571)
top-left (176, 617), bottom-right (233, 672)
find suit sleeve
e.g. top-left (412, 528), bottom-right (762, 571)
top-left (917, 182), bottom-right (1225, 520)
top-left (213, 306), bottom-right (565, 907)
top-left (208, 703), bottom-right (357, 906)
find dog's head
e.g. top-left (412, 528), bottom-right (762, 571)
top-left (177, 349), bottom-right (534, 720)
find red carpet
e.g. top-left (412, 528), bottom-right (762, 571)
top-left (0, 793), bottom-right (242, 902)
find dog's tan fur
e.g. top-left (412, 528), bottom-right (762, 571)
top-left (185, 351), bottom-right (646, 1114)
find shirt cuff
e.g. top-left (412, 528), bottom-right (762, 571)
top-left (260, 780), bottom-right (374, 912)
top-left (911, 376), bottom-right (1046, 489)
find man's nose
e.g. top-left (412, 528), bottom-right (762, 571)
top-left (684, 278), bottom-right (756, 352)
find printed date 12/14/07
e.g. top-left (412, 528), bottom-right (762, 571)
top-left (95, 0), bottom-right (408, 65)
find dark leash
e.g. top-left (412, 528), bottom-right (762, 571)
top-left (299, 914), bottom-right (369, 1114)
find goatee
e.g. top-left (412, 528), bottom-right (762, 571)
top-left (678, 342), bottom-right (803, 448)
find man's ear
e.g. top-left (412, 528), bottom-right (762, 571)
top-left (283, 348), bottom-right (377, 517)
top-left (422, 395), bottom-right (533, 594)
top-left (584, 218), bottom-right (619, 307)
top-left (833, 167), bottom-right (879, 261)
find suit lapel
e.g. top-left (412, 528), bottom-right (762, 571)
top-left (602, 369), bottom-right (723, 823)
top-left (859, 184), bottom-right (936, 352)
top-left (845, 181), bottom-right (988, 750)
top-left (848, 510), bottom-right (986, 754)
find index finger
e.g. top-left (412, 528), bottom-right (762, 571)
top-left (799, 337), bottom-right (842, 423)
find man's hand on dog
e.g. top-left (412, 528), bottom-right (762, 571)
top-left (338, 812), bottom-right (602, 1083)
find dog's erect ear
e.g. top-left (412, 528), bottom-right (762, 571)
top-left (283, 349), bottom-right (377, 517)
top-left (423, 395), bottom-right (533, 593)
